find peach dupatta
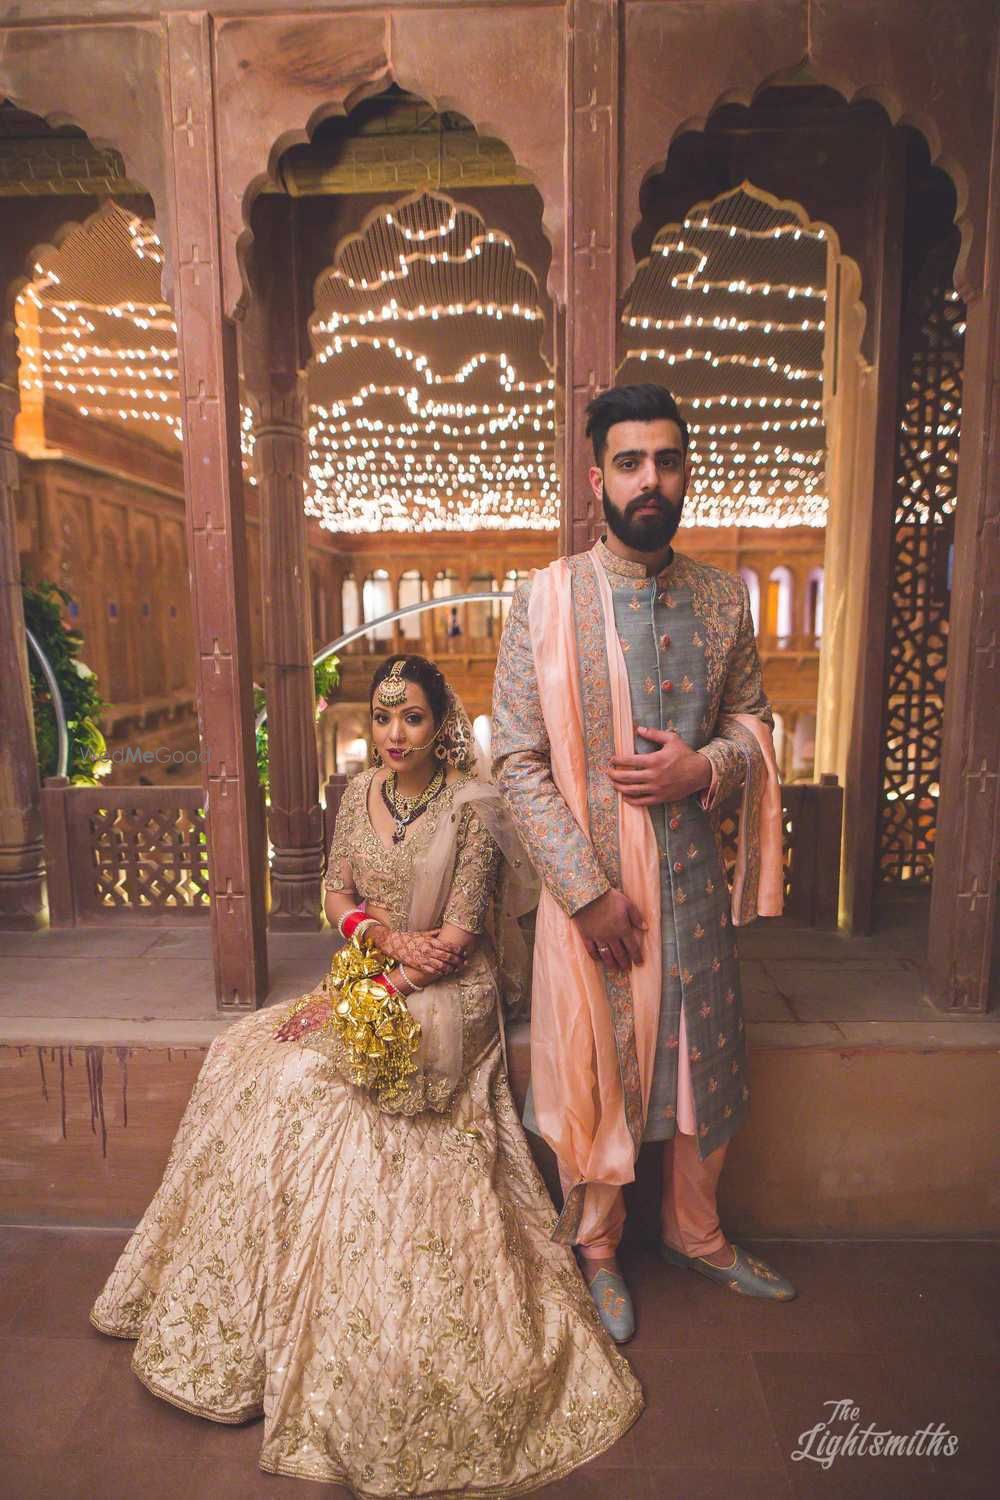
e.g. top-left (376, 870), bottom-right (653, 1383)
top-left (527, 555), bottom-right (663, 1244)
top-left (527, 553), bottom-right (785, 1243)
top-left (716, 713), bottom-right (785, 926)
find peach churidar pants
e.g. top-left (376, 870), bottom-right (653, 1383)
top-left (558, 1134), bottom-right (729, 1259)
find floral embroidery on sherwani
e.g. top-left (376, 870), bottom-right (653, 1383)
top-left (492, 580), bottom-right (610, 916)
top-left (90, 767), bottom-right (643, 1494)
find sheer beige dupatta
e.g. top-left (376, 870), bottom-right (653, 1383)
top-left (401, 693), bottom-right (538, 1105)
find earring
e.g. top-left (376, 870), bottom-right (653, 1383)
top-left (434, 742), bottom-right (448, 761)
top-left (372, 747), bottom-right (383, 767)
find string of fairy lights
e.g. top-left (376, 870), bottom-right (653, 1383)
top-left (619, 187), bottom-right (831, 525)
top-left (18, 188), bottom-right (833, 530)
top-left (303, 191), bottom-right (559, 531)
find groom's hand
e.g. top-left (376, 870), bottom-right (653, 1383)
top-left (573, 888), bottom-right (646, 970)
top-left (607, 727), bottom-right (711, 806)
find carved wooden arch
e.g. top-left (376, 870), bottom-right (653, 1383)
top-left (617, 178), bottom-right (864, 377)
top-left (0, 24), bottom-right (171, 303)
top-left (620, 0), bottom-right (990, 304)
top-left (308, 187), bottom-right (556, 374)
top-left (212, 8), bottom-right (565, 323)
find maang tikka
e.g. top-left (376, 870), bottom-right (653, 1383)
top-left (377, 660), bottom-right (408, 708)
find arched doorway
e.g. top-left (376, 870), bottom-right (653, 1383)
top-left (623, 84), bottom-right (968, 970)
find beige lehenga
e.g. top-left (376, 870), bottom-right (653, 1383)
top-left (91, 766), bottom-right (642, 1496)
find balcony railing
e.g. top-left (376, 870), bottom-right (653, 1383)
top-left (42, 778), bottom-right (211, 924)
top-left (42, 772), bottom-right (841, 929)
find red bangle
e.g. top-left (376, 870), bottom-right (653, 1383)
top-left (374, 971), bottom-right (401, 998)
top-left (339, 906), bottom-right (368, 940)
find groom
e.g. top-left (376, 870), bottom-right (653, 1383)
top-left (492, 383), bottom-right (794, 1342)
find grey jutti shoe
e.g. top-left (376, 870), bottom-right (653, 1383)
top-left (584, 1267), bottom-right (636, 1343)
top-left (658, 1242), bottom-right (797, 1300)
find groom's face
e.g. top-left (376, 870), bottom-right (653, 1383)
top-left (589, 417), bottom-right (689, 552)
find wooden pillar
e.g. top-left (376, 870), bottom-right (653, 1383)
top-left (242, 196), bottom-right (323, 930)
top-left (250, 376), bottom-right (324, 928)
top-left (166, 12), bottom-right (268, 1007)
top-left (561, 0), bottom-right (620, 556)
top-left (0, 379), bottom-right (45, 928)
top-left (929, 78), bottom-right (1000, 1012)
top-left (841, 128), bottom-right (907, 934)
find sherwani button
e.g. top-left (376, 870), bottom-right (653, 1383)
top-left (673, 861), bottom-right (685, 873)
top-left (661, 680), bottom-right (673, 693)
top-left (669, 815), bottom-right (681, 830)
top-left (660, 633), bottom-right (671, 648)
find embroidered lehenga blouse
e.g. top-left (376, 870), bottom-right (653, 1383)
top-left (91, 768), bottom-right (642, 1496)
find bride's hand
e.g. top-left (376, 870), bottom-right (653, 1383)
top-left (376, 927), bottom-right (464, 978)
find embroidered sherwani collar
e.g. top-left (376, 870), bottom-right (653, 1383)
top-left (592, 535), bottom-right (677, 584)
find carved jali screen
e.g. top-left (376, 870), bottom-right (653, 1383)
top-left (877, 243), bottom-right (965, 883)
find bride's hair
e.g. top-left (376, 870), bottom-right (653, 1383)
top-left (369, 654), bottom-right (449, 726)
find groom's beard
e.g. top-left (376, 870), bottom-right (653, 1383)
top-left (602, 482), bottom-right (684, 552)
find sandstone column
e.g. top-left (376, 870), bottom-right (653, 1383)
top-left (928, 75), bottom-right (1000, 1012)
top-left (166, 12), bottom-right (268, 1007)
top-left (561, 0), bottom-right (620, 555)
top-left (242, 193), bottom-right (324, 928)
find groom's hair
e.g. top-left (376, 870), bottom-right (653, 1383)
top-left (585, 383), bottom-right (690, 464)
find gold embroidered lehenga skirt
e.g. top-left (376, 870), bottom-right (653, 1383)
top-left (90, 953), bottom-right (642, 1495)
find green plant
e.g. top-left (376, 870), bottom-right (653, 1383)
top-left (22, 579), bottom-right (111, 785)
top-left (255, 655), bottom-right (341, 795)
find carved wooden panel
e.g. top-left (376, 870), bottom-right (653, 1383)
top-left (46, 785), bottom-right (210, 923)
top-left (878, 249), bottom-right (964, 883)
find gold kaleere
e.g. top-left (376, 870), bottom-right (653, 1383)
top-left (324, 935), bottom-right (422, 1104)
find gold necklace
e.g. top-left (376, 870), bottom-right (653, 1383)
top-left (381, 765), bottom-right (446, 844)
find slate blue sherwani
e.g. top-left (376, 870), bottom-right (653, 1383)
top-left (492, 537), bottom-right (773, 1159)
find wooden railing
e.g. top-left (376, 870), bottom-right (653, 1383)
top-left (42, 777), bottom-right (211, 925)
top-left (41, 772), bottom-right (842, 930)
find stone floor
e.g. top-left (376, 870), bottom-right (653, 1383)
top-left (0, 1227), bottom-right (996, 1499)
top-left (2, 892), bottom-right (997, 1049)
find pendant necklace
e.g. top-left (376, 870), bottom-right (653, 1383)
top-left (381, 765), bottom-right (446, 844)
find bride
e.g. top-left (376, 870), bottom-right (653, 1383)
top-left (91, 653), bottom-right (642, 1495)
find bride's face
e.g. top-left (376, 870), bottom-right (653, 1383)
top-left (371, 679), bottom-right (439, 772)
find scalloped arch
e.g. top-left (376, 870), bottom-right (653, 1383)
top-left (625, 67), bottom-right (974, 303)
top-left (217, 6), bottom-right (565, 320)
top-left (306, 187), bottom-right (552, 366)
top-left (619, 176), bottom-right (866, 376)
top-left (1, 198), bottom-right (154, 385)
top-left (0, 23), bottom-right (172, 298)
top-left (233, 71), bottom-right (562, 325)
